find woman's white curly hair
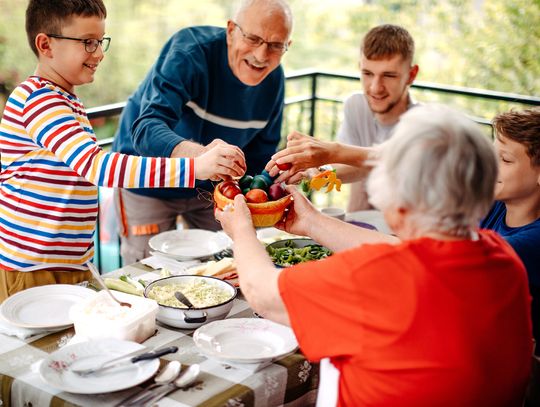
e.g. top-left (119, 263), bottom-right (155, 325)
top-left (367, 104), bottom-right (497, 237)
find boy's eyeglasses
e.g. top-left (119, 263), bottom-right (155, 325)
top-left (233, 22), bottom-right (288, 55)
top-left (47, 34), bottom-right (111, 53)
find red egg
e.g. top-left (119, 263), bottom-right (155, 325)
top-left (276, 162), bottom-right (292, 171)
top-left (268, 183), bottom-right (287, 201)
top-left (220, 181), bottom-right (242, 199)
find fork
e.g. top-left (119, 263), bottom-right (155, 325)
top-left (87, 262), bottom-right (131, 308)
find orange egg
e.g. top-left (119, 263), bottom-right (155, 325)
top-left (245, 188), bottom-right (268, 203)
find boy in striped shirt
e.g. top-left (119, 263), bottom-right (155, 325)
top-left (0, 0), bottom-right (246, 301)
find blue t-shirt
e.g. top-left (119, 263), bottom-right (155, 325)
top-left (481, 201), bottom-right (540, 287)
top-left (112, 26), bottom-right (285, 199)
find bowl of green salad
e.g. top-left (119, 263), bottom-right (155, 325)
top-left (266, 238), bottom-right (332, 267)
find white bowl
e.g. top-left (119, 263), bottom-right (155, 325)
top-left (69, 290), bottom-right (158, 343)
top-left (144, 275), bottom-right (237, 329)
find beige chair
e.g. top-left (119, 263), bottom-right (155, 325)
top-left (316, 358), bottom-right (339, 407)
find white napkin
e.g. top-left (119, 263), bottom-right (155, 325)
top-left (141, 253), bottom-right (201, 274)
top-left (0, 317), bottom-right (63, 340)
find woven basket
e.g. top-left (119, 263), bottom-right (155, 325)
top-left (214, 182), bottom-right (293, 227)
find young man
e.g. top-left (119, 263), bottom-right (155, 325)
top-left (481, 107), bottom-right (540, 353)
top-left (0, 0), bottom-right (244, 301)
top-left (265, 24), bottom-right (418, 209)
top-left (339, 24), bottom-right (418, 211)
top-left (112, 0), bottom-right (293, 265)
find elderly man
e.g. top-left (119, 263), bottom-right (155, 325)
top-left (112, 0), bottom-right (292, 264)
top-left (217, 105), bottom-right (531, 406)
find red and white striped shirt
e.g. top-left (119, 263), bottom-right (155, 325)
top-left (0, 77), bottom-right (194, 272)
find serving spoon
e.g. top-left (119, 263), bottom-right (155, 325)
top-left (87, 262), bottom-right (131, 308)
top-left (175, 291), bottom-right (195, 308)
top-left (114, 361), bottom-right (181, 407)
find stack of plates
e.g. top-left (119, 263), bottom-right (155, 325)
top-left (0, 284), bottom-right (95, 333)
top-left (39, 338), bottom-right (160, 394)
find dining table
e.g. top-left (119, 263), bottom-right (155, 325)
top-left (0, 260), bottom-right (320, 407)
top-left (0, 210), bottom-right (389, 407)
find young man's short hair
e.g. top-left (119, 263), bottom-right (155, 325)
top-left (25, 0), bottom-right (107, 57)
top-left (361, 24), bottom-right (415, 63)
top-left (493, 108), bottom-right (540, 166)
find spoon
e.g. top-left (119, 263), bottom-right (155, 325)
top-left (114, 361), bottom-right (181, 407)
top-left (87, 262), bottom-right (131, 308)
top-left (135, 364), bottom-right (201, 406)
top-left (175, 291), bottom-right (194, 308)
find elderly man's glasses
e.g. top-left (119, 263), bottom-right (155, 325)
top-left (47, 34), bottom-right (111, 53)
top-left (233, 22), bottom-right (288, 55)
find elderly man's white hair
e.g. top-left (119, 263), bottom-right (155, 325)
top-left (367, 104), bottom-right (497, 237)
top-left (234, 0), bottom-right (293, 33)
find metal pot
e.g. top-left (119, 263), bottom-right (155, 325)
top-left (144, 275), bottom-right (237, 329)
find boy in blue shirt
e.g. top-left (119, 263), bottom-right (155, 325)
top-left (481, 107), bottom-right (540, 352)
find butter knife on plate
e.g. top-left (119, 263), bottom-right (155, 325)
top-left (71, 346), bottom-right (178, 376)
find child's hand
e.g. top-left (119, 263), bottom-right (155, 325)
top-left (194, 141), bottom-right (246, 181)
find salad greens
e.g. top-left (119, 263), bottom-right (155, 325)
top-left (266, 240), bottom-right (332, 267)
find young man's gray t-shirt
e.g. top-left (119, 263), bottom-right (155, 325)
top-left (337, 92), bottom-right (416, 147)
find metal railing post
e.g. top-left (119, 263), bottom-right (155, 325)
top-left (309, 72), bottom-right (317, 137)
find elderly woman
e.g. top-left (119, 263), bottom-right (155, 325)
top-left (216, 105), bottom-right (532, 406)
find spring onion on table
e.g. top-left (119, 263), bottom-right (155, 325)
top-left (267, 240), bottom-right (332, 267)
top-left (104, 274), bottom-right (145, 296)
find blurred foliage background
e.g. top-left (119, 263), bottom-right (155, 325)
top-left (1, 0), bottom-right (539, 112)
top-left (2, 0), bottom-right (539, 269)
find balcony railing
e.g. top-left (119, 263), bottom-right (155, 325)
top-left (89, 69), bottom-right (540, 272)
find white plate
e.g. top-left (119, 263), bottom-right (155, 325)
top-left (149, 229), bottom-right (230, 260)
top-left (193, 318), bottom-right (298, 363)
top-left (39, 338), bottom-right (160, 394)
top-left (0, 284), bottom-right (95, 329)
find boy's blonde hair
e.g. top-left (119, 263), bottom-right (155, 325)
top-left (25, 0), bottom-right (107, 57)
top-left (493, 108), bottom-right (540, 167)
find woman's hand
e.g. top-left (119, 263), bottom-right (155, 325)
top-left (275, 185), bottom-right (320, 236)
top-left (214, 194), bottom-right (254, 240)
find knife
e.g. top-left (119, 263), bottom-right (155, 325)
top-left (71, 346), bottom-right (178, 376)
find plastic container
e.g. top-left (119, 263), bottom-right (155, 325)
top-left (69, 290), bottom-right (158, 343)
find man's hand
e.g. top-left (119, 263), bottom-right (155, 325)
top-left (194, 141), bottom-right (246, 181)
top-left (265, 131), bottom-right (335, 180)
